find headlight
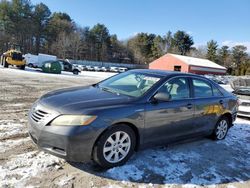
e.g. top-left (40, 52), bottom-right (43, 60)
top-left (50, 115), bottom-right (97, 126)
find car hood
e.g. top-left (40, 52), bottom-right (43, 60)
top-left (39, 86), bottom-right (133, 113)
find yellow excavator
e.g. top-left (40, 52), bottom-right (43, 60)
top-left (0, 44), bottom-right (26, 70)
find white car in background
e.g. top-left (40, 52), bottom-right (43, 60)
top-left (233, 88), bottom-right (250, 118)
top-left (231, 77), bottom-right (250, 118)
top-left (118, 67), bottom-right (128, 73)
top-left (109, 66), bottom-right (119, 72)
top-left (86, 65), bottom-right (94, 71)
top-left (93, 66), bottom-right (101, 71)
top-left (100, 66), bottom-right (108, 72)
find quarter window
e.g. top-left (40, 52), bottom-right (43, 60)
top-left (192, 79), bottom-right (213, 98)
top-left (158, 77), bottom-right (190, 100)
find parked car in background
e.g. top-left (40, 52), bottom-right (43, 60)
top-left (100, 66), bottom-right (108, 72)
top-left (204, 75), bottom-right (228, 85)
top-left (93, 66), bottom-right (101, 71)
top-left (56, 60), bottom-right (81, 75)
top-left (231, 77), bottom-right (250, 118)
top-left (86, 65), bottom-right (94, 71)
top-left (211, 77), bottom-right (227, 85)
top-left (78, 65), bottom-right (87, 71)
top-left (28, 70), bottom-right (238, 168)
top-left (109, 66), bottom-right (119, 72)
top-left (118, 67), bottom-right (128, 73)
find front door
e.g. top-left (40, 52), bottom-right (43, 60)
top-left (144, 77), bottom-right (195, 145)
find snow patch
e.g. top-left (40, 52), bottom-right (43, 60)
top-left (106, 164), bottom-right (144, 181)
top-left (0, 137), bottom-right (30, 153)
top-left (0, 122), bottom-right (26, 139)
top-left (54, 174), bottom-right (75, 186)
top-left (0, 151), bottom-right (65, 187)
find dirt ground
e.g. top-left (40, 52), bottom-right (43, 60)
top-left (0, 67), bottom-right (250, 188)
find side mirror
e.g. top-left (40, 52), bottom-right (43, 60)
top-left (154, 92), bottom-right (171, 102)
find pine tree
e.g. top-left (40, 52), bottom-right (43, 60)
top-left (206, 40), bottom-right (218, 62)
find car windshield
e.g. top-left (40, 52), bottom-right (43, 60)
top-left (98, 72), bottom-right (162, 97)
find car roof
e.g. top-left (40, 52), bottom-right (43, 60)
top-left (130, 69), bottom-right (204, 78)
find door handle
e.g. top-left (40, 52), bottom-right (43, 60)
top-left (219, 100), bottom-right (224, 105)
top-left (186, 103), bottom-right (193, 109)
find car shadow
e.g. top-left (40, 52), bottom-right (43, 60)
top-left (69, 119), bottom-right (250, 186)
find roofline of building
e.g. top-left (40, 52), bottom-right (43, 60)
top-left (166, 53), bottom-right (226, 70)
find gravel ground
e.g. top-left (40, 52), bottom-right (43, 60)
top-left (0, 67), bottom-right (250, 188)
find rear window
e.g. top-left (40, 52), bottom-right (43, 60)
top-left (193, 78), bottom-right (213, 98)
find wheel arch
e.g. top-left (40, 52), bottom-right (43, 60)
top-left (220, 112), bottom-right (233, 127)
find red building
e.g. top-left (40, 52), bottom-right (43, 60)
top-left (149, 53), bottom-right (227, 75)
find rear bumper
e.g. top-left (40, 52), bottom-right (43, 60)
top-left (28, 119), bottom-right (100, 162)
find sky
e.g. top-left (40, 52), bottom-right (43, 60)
top-left (30, 0), bottom-right (250, 52)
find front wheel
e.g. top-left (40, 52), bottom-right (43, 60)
top-left (93, 125), bottom-right (136, 168)
top-left (212, 117), bottom-right (229, 140)
top-left (3, 58), bottom-right (9, 68)
top-left (28, 63), bottom-right (33, 68)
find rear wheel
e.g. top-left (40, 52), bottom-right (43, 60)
top-left (20, 65), bottom-right (25, 70)
top-left (212, 117), bottom-right (229, 140)
top-left (72, 69), bottom-right (79, 75)
top-left (93, 125), bottom-right (136, 168)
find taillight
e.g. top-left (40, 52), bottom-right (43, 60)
top-left (237, 99), bottom-right (241, 106)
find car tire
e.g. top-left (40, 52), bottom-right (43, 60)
top-left (93, 125), bottom-right (136, 168)
top-left (211, 116), bottom-right (229, 140)
top-left (28, 63), bottom-right (33, 68)
top-left (73, 70), bottom-right (79, 75)
top-left (2, 56), bottom-right (9, 68)
top-left (3, 59), bottom-right (9, 68)
top-left (20, 65), bottom-right (25, 70)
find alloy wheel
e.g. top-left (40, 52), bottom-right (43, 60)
top-left (103, 131), bottom-right (131, 163)
top-left (216, 119), bottom-right (228, 139)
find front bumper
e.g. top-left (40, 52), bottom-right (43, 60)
top-left (28, 117), bottom-right (100, 162)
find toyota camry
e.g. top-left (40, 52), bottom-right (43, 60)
top-left (28, 69), bottom-right (238, 168)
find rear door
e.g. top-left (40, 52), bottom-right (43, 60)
top-left (144, 77), bottom-right (195, 144)
top-left (191, 77), bottom-right (225, 133)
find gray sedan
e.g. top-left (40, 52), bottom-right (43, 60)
top-left (28, 70), bottom-right (238, 168)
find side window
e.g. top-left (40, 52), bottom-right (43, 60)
top-left (158, 77), bottom-right (190, 100)
top-left (212, 85), bottom-right (223, 97)
top-left (192, 78), bottom-right (213, 98)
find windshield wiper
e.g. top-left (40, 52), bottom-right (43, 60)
top-left (101, 87), bottom-right (120, 95)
